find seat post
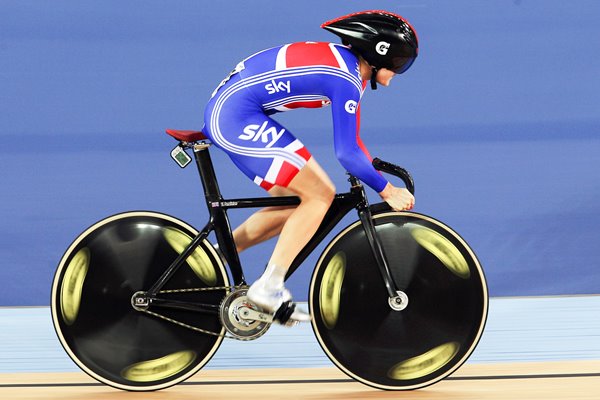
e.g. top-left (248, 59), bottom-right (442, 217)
top-left (192, 143), bottom-right (223, 203)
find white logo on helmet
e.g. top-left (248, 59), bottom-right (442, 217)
top-left (376, 41), bottom-right (390, 55)
top-left (345, 100), bottom-right (358, 114)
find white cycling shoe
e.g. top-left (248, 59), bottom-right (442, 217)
top-left (247, 282), bottom-right (311, 326)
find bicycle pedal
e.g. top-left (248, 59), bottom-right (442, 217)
top-left (273, 300), bottom-right (296, 324)
top-left (274, 301), bottom-right (311, 327)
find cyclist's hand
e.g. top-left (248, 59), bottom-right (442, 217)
top-left (379, 183), bottom-right (415, 211)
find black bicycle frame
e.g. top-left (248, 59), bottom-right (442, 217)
top-left (146, 141), bottom-right (405, 305)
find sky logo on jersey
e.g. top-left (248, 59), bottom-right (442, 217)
top-left (265, 80), bottom-right (291, 95)
top-left (239, 121), bottom-right (286, 147)
top-left (345, 100), bottom-right (358, 114)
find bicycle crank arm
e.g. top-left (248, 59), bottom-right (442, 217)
top-left (237, 306), bottom-right (274, 323)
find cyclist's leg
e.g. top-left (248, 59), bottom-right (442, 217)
top-left (267, 157), bottom-right (335, 268)
top-left (232, 180), bottom-right (331, 253)
top-left (247, 157), bottom-right (335, 322)
top-left (232, 186), bottom-right (296, 253)
top-left (233, 159), bottom-right (335, 322)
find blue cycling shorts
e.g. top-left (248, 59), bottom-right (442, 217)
top-left (203, 73), bottom-right (311, 191)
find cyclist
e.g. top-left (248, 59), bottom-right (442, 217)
top-left (202, 10), bottom-right (418, 325)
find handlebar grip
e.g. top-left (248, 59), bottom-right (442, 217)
top-left (372, 158), bottom-right (415, 195)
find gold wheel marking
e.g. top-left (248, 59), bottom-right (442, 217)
top-left (408, 224), bottom-right (470, 279)
top-left (319, 252), bottom-right (346, 329)
top-left (163, 227), bottom-right (217, 286)
top-left (388, 341), bottom-right (460, 380)
top-left (121, 350), bottom-right (197, 382)
top-left (60, 247), bottom-right (90, 325)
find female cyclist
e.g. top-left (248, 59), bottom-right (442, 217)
top-left (202, 10), bottom-right (419, 325)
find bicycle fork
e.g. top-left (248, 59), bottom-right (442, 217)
top-left (354, 179), bottom-right (409, 311)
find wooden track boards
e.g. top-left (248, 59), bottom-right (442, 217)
top-left (1, 360), bottom-right (599, 399)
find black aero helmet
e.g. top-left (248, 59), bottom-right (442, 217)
top-left (322, 10), bottom-right (418, 78)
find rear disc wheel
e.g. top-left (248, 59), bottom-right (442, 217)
top-left (51, 211), bottom-right (229, 391)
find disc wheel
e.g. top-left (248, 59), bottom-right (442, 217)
top-left (51, 211), bottom-right (229, 391)
top-left (309, 210), bottom-right (488, 390)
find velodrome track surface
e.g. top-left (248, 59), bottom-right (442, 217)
top-left (1, 296), bottom-right (599, 399)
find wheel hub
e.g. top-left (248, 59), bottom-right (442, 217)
top-left (131, 291), bottom-right (149, 311)
top-left (389, 290), bottom-right (409, 311)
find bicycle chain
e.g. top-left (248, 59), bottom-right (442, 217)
top-left (157, 285), bottom-right (236, 294)
top-left (140, 285), bottom-right (263, 341)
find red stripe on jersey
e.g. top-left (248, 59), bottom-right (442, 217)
top-left (275, 161), bottom-right (301, 187)
top-left (295, 147), bottom-right (312, 162)
top-left (285, 42), bottom-right (340, 68)
top-left (259, 180), bottom-right (275, 191)
top-left (356, 133), bottom-right (373, 161)
top-left (283, 100), bottom-right (327, 109)
top-left (355, 98), bottom-right (374, 162)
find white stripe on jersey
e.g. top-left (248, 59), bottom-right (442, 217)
top-left (328, 43), bottom-right (350, 73)
top-left (285, 139), bottom-right (304, 152)
top-left (226, 65), bottom-right (362, 94)
top-left (275, 44), bottom-right (290, 70)
top-left (264, 157), bottom-right (285, 183)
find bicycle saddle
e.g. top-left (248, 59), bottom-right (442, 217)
top-left (166, 129), bottom-right (208, 142)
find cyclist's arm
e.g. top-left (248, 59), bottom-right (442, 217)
top-left (331, 93), bottom-right (389, 193)
top-left (330, 85), bottom-right (414, 210)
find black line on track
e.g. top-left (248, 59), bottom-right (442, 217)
top-left (1, 373), bottom-right (599, 388)
top-left (446, 372), bottom-right (600, 381)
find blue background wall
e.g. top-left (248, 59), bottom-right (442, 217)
top-left (1, 0), bottom-right (599, 305)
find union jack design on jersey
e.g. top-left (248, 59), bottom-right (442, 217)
top-left (203, 42), bottom-right (388, 192)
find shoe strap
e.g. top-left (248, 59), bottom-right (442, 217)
top-left (273, 301), bottom-right (296, 324)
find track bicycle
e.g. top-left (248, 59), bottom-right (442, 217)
top-left (51, 128), bottom-right (488, 391)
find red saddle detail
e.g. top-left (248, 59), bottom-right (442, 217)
top-left (165, 129), bottom-right (208, 142)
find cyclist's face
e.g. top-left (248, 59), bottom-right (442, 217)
top-left (358, 58), bottom-right (396, 86)
top-left (376, 68), bottom-right (396, 86)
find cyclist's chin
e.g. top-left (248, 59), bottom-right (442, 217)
top-left (376, 71), bottom-right (395, 87)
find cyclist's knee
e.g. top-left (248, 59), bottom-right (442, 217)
top-left (320, 180), bottom-right (336, 204)
top-left (302, 179), bottom-right (335, 206)
top-left (286, 157), bottom-right (335, 205)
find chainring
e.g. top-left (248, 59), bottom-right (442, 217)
top-left (219, 287), bottom-right (271, 340)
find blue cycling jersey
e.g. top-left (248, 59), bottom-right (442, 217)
top-left (203, 42), bottom-right (388, 192)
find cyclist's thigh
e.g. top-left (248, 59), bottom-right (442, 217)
top-left (283, 157), bottom-right (335, 199)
